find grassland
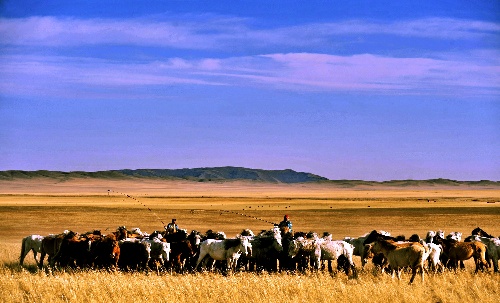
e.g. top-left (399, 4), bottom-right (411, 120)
top-left (0, 178), bottom-right (499, 302)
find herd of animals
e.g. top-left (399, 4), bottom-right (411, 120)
top-left (18, 225), bottom-right (500, 284)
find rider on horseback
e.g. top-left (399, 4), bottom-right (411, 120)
top-left (278, 214), bottom-right (293, 234)
top-left (165, 219), bottom-right (179, 234)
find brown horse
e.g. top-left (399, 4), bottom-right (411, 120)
top-left (170, 240), bottom-right (195, 273)
top-left (371, 239), bottom-right (425, 284)
top-left (38, 231), bottom-right (77, 270)
top-left (436, 237), bottom-right (489, 273)
top-left (54, 235), bottom-right (92, 268)
top-left (91, 234), bottom-right (120, 270)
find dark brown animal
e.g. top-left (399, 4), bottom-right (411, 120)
top-left (169, 240), bottom-right (195, 273)
top-left (38, 231), bottom-right (77, 269)
top-left (113, 226), bottom-right (128, 241)
top-left (118, 240), bottom-right (150, 271)
top-left (91, 234), bottom-right (120, 270)
top-left (471, 227), bottom-right (494, 238)
top-left (54, 236), bottom-right (92, 268)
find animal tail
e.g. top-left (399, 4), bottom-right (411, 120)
top-left (414, 246), bottom-right (426, 268)
top-left (19, 237), bottom-right (26, 265)
top-left (476, 245), bottom-right (489, 268)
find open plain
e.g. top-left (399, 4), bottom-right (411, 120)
top-left (1, 178), bottom-right (499, 303)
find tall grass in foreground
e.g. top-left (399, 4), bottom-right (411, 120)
top-left (2, 244), bottom-right (499, 303)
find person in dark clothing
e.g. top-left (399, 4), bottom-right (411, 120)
top-left (278, 214), bottom-right (293, 234)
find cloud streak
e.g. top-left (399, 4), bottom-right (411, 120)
top-left (1, 16), bottom-right (498, 48)
top-left (1, 51), bottom-right (498, 99)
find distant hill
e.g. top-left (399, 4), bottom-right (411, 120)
top-left (0, 168), bottom-right (498, 186)
top-left (0, 167), bottom-right (328, 183)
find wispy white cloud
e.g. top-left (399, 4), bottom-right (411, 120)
top-left (0, 16), bottom-right (498, 48)
top-left (1, 51), bottom-right (498, 98)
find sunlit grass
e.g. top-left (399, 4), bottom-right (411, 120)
top-left (2, 243), bottom-right (500, 303)
top-left (1, 185), bottom-right (500, 303)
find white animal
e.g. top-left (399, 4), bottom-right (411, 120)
top-left (196, 237), bottom-right (252, 272)
top-left (317, 238), bottom-right (357, 277)
top-left (20, 235), bottom-right (44, 266)
top-left (344, 230), bottom-right (390, 268)
top-left (145, 239), bottom-right (171, 267)
top-left (288, 237), bottom-right (322, 270)
top-left (447, 231), bottom-right (462, 242)
top-left (421, 241), bottom-right (443, 272)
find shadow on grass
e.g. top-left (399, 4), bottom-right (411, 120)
top-left (2, 261), bottom-right (39, 274)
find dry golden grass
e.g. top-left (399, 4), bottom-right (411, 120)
top-left (1, 178), bottom-right (499, 302)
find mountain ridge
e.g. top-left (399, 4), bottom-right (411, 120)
top-left (0, 167), bottom-right (327, 184)
top-left (0, 167), bottom-right (499, 186)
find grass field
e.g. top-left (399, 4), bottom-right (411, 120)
top-left (1, 178), bottom-right (499, 302)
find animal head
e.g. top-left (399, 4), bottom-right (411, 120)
top-left (471, 227), bottom-right (493, 238)
top-left (447, 232), bottom-right (462, 242)
top-left (288, 239), bottom-right (300, 258)
top-left (239, 229), bottom-right (255, 237)
top-left (160, 242), bottom-right (171, 262)
top-left (409, 234), bottom-right (421, 242)
top-left (363, 230), bottom-right (392, 245)
top-left (425, 231), bottom-right (436, 243)
top-left (436, 230), bottom-right (445, 239)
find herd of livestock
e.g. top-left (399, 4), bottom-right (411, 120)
top-left (19, 225), bottom-right (500, 283)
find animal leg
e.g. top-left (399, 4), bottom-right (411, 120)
top-left (409, 267), bottom-right (417, 284)
top-left (32, 250), bottom-right (40, 266)
top-left (19, 239), bottom-right (27, 266)
top-left (195, 251), bottom-right (208, 271)
top-left (396, 268), bottom-right (402, 281)
top-left (38, 251), bottom-right (46, 270)
top-left (420, 265), bottom-right (425, 282)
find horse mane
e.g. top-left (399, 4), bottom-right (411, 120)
top-left (224, 238), bottom-right (242, 250)
top-left (363, 230), bottom-right (396, 245)
top-left (294, 231), bottom-right (307, 239)
top-left (408, 234), bottom-right (421, 242)
top-left (253, 236), bottom-right (276, 247)
top-left (471, 227), bottom-right (493, 238)
top-left (63, 230), bottom-right (78, 240)
top-left (105, 234), bottom-right (117, 241)
top-left (259, 229), bottom-right (277, 237)
top-left (306, 231), bottom-right (317, 239)
top-left (239, 229), bottom-right (254, 237)
top-left (375, 239), bottom-right (398, 251)
top-left (204, 230), bottom-right (226, 240)
top-left (395, 235), bottom-right (406, 241)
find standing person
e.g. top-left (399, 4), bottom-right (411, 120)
top-left (165, 218), bottom-right (179, 234)
top-left (279, 214), bottom-right (293, 234)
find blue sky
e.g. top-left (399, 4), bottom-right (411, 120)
top-left (0, 1), bottom-right (499, 181)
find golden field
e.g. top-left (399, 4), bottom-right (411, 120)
top-left (0, 178), bottom-right (499, 303)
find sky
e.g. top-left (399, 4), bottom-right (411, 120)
top-left (0, 1), bottom-right (499, 181)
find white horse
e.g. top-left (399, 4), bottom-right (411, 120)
top-left (145, 239), bottom-right (170, 268)
top-left (317, 238), bottom-right (357, 277)
top-left (288, 237), bottom-right (322, 271)
top-left (420, 241), bottom-right (443, 272)
top-left (344, 230), bottom-right (390, 268)
top-left (196, 237), bottom-right (252, 272)
top-left (20, 235), bottom-right (44, 266)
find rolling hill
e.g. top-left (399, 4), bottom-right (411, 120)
top-left (0, 167), bottom-right (498, 186)
top-left (0, 167), bottom-right (328, 183)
